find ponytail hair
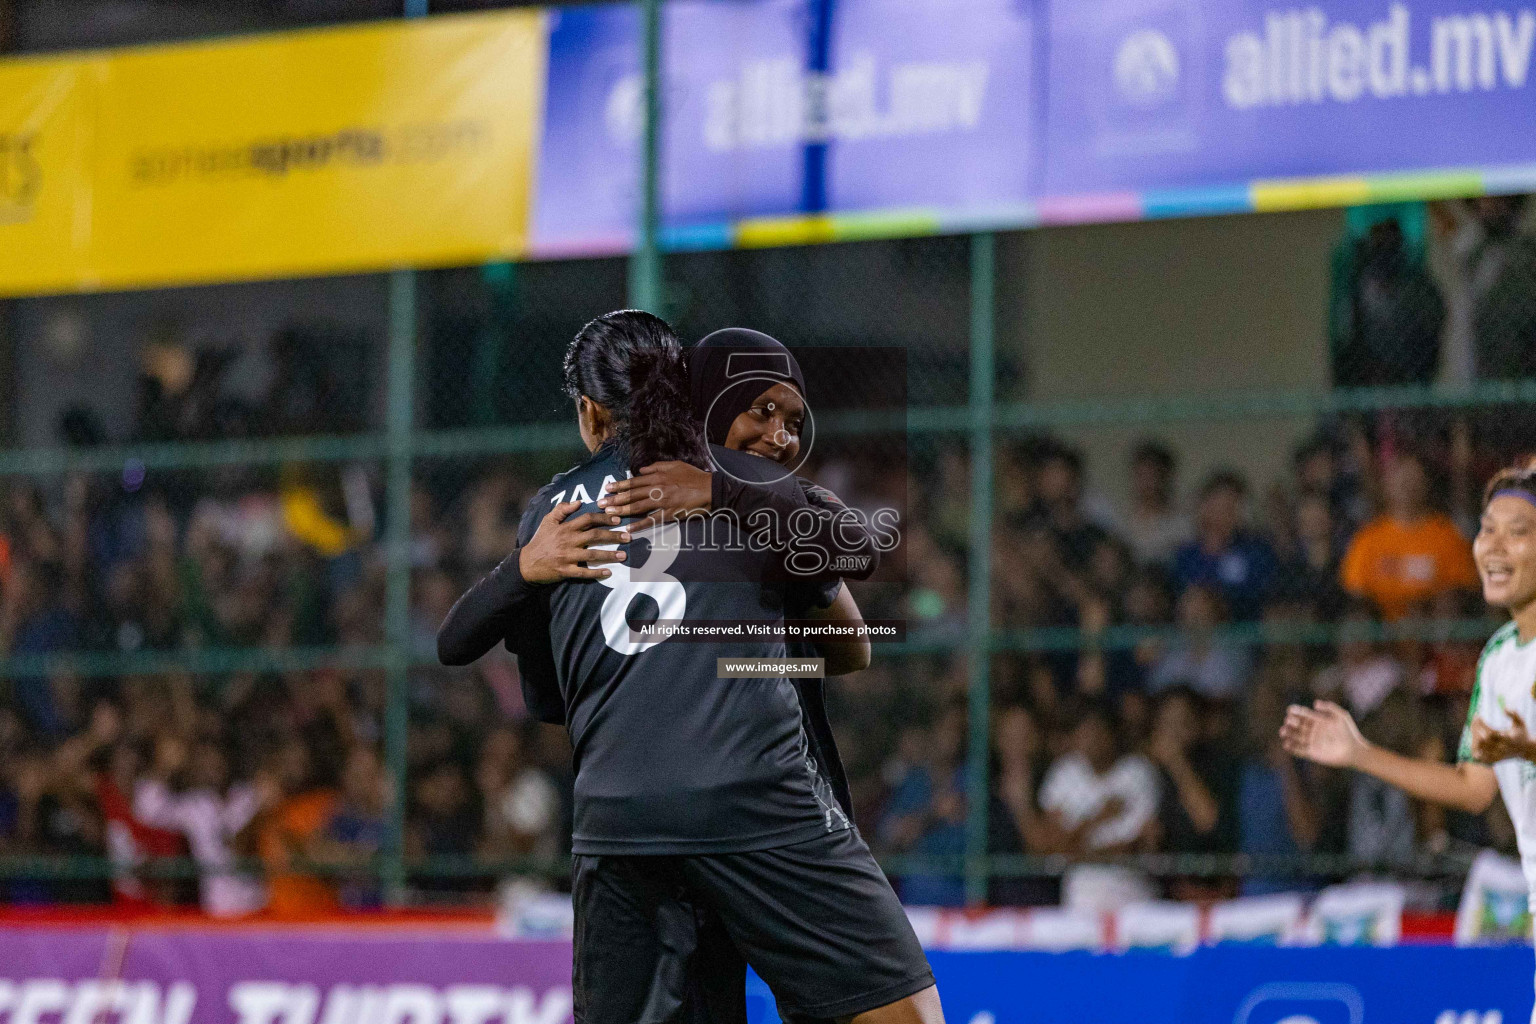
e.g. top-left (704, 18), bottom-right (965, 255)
top-left (562, 310), bottom-right (710, 472)
top-left (1484, 456), bottom-right (1536, 508)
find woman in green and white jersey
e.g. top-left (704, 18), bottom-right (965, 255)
top-left (1283, 459), bottom-right (1536, 1020)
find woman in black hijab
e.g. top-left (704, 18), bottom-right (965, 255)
top-left (604, 329), bottom-right (928, 1024)
top-left (601, 327), bottom-right (873, 812)
top-left (690, 327), bottom-right (870, 807)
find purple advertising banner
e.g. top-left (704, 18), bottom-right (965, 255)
top-left (530, 0), bottom-right (1536, 251)
top-left (530, 0), bottom-right (1038, 254)
top-left (4, 928), bottom-right (1531, 1024)
top-left (1042, 0), bottom-right (1536, 196)
top-left (825, 0), bottom-right (1035, 216)
top-left (0, 928), bottom-right (117, 982)
top-left (531, 0), bottom-right (805, 254)
top-left (0, 930), bottom-right (573, 1024)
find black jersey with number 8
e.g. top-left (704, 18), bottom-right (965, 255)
top-left (517, 442), bottom-right (849, 856)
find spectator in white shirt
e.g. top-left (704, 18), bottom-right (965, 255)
top-left (1122, 440), bottom-right (1192, 567)
top-left (1039, 700), bottom-right (1159, 854)
top-left (134, 735), bottom-right (269, 917)
top-left (476, 725), bottom-right (561, 867)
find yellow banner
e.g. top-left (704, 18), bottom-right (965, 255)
top-left (0, 56), bottom-right (102, 295)
top-left (0, 11), bottom-right (545, 296)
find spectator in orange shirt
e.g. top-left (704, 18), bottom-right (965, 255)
top-left (1339, 452), bottom-right (1477, 620)
top-left (256, 739), bottom-right (340, 918)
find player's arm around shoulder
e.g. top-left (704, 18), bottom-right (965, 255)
top-left (436, 480), bottom-right (630, 666)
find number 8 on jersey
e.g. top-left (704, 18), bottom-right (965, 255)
top-left (593, 521), bottom-right (686, 655)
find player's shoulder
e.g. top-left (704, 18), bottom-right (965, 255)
top-left (536, 447), bottom-right (625, 504)
top-left (709, 443), bottom-right (773, 480)
top-left (709, 444), bottom-right (799, 494)
top-left (1480, 621), bottom-right (1522, 666)
top-left (518, 448), bottom-right (624, 540)
top-left (524, 464), bottom-right (580, 514)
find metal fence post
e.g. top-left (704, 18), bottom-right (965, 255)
top-left (964, 232), bottom-right (997, 905)
top-left (628, 0), bottom-right (663, 313)
top-left (376, 0), bottom-right (428, 911)
top-left (382, 270), bottom-right (416, 905)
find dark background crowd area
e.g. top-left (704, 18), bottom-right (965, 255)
top-left (0, 194), bottom-right (1535, 914)
top-left (0, 415), bottom-right (1518, 913)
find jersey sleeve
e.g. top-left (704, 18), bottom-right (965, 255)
top-left (507, 594), bottom-right (564, 725)
top-left (435, 489), bottom-right (567, 725)
top-left (1457, 686), bottom-right (1479, 763)
top-left (507, 491), bottom-right (566, 724)
top-left (1458, 630), bottom-right (1501, 762)
top-left (782, 479), bottom-right (851, 612)
top-left (785, 578), bottom-right (842, 615)
top-left (435, 497), bottom-right (547, 666)
top-left (711, 466), bottom-right (880, 582)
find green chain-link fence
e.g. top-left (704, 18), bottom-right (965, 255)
top-left (4, 217), bottom-right (1531, 909)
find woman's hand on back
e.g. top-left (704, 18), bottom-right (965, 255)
top-left (598, 462), bottom-right (712, 525)
top-left (518, 501), bottom-right (631, 584)
top-left (1470, 709), bottom-right (1536, 764)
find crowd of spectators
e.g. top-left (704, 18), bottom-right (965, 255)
top-left (0, 409), bottom-right (1516, 915)
top-left (874, 422), bottom-right (1504, 910)
top-left (0, 195), bottom-right (1534, 916)
top-left (0, 460), bottom-right (575, 914)
top-left (0, 333), bottom-right (577, 915)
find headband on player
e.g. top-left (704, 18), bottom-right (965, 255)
top-left (1490, 488), bottom-right (1536, 510)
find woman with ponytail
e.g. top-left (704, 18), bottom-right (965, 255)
top-left (561, 309), bottom-right (711, 475)
top-left (439, 311), bottom-right (940, 1024)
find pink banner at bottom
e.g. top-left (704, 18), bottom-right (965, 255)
top-left (0, 929), bottom-right (573, 1024)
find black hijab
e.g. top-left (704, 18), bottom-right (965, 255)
top-left (689, 328), bottom-right (807, 446)
top-left (689, 329), bottom-right (851, 820)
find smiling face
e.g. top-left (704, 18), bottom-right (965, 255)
top-left (1474, 494), bottom-right (1536, 611)
top-left (723, 382), bottom-right (804, 464)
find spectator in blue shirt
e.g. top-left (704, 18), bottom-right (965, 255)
top-left (879, 707), bottom-right (969, 906)
top-left (1173, 471), bottom-right (1276, 621)
top-left (313, 744), bottom-right (389, 909)
top-left (1238, 678), bottom-right (1322, 895)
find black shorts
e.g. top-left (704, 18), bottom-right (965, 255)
top-left (571, 828), bottom-right (934, 1024)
